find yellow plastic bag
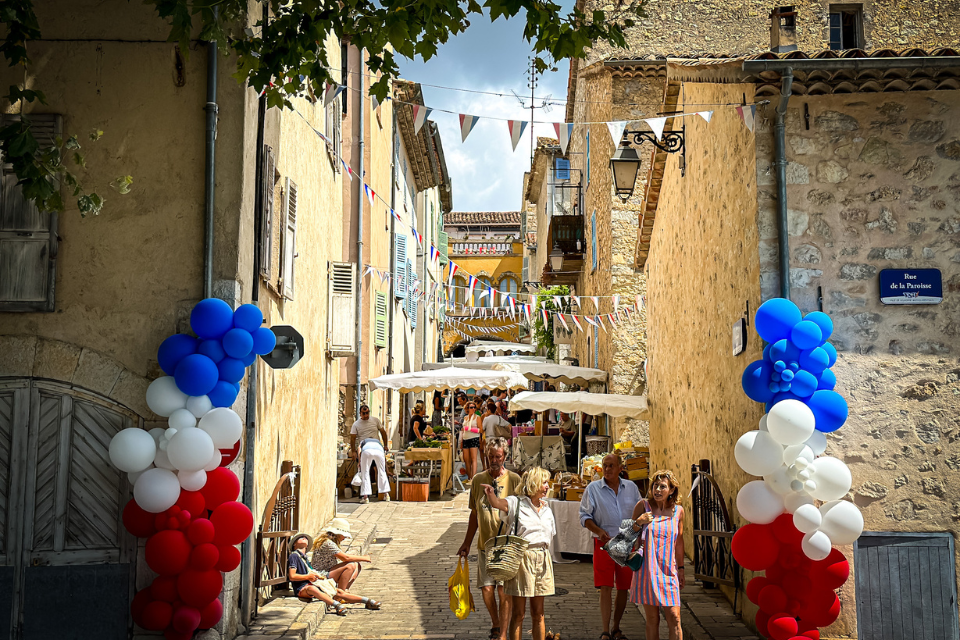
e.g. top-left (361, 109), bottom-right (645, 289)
top-left (448, 557), bottom-right (476, 620)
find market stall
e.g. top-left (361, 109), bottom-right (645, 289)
top-left (493, 362), bottom-right (608, 386)
top-left (464, 340), bottom-right (538, 356)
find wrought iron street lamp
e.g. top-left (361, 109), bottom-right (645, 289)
top-left (609, 125), bottom-right (686, 200)
top-left (549, 242), bottom-right (564, 272)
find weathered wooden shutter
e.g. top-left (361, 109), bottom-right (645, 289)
top-left (407, 265), bottom-right (417, 328)
top-left (855, 532), bottom-right (959, 640)
top-left (393, 233), bottom-right (407, 299)
top-left (438, 231), bottom-right (448, 265)
top-left (0, 114), bottom-right (62, 312)
top-left (259, 145), bottom-right (275, 280)
top-left (282, 178), bottom-right (298, 300)
top-left (374, 291), bottom-right (387, 348)
top-left (327, 261), bottom-right (356, 355)
top-left (591, 210), bottom-right (598, 272)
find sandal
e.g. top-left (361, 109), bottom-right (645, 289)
top-left (331, 604), bottom-right (348, 617)
top-left (600, 634), bottom-right (612, 640)
top-left (489, 627), bottom-right (501, 639)
top-left (612, 631), bottom-right (628, 640)
top-left (365, 599), bottom-right (382, 610)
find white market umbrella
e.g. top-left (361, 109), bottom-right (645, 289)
top-left (492, 362), bottom-right (608, 386)
top-left (369, 367), bottom-right (529, 392)
top-left (464, 340), bottom-right (538, 355)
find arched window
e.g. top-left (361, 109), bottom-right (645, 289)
top-left (453, 276), bottom-right (467, 307)
top-left (478, 277), bottom-right (493, 308)
top-left (499, 277), bottom-right (518, 306)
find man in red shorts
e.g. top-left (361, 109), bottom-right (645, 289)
top-left (579, 454), bottom-right (641, 640)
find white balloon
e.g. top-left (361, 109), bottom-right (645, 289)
top-left (166, 427), bottom-right (215, 472)
top-left (767, 399), bottom-right (816, 445)
top-left (153, 447), bottom-right (176, 470)
top-left (801, 530), bottom-right (833, 561)
top-left (128, 464), bottom-right (154, 485)
top-left (203, 450), bottom-right (223, 472)
top-left (783, 444), bottom-right (814, 466)
top-left (133, 468), bottom-right (181, 513)
top-left (178, 469), bottom-right (207, 491)
top-left (164, 427), bottom-right (178, 441)
top-left (797, 468), bottom-right (812, 481)
top-left (759, 414), bottom-right (769, 432)
top-left (808, 456), bottom-right (852, 501)
top-left (784, 492), bottom-right (814, 513)
top-left (763, 466), bottom-right (794, 496)
top-left (805, 430), bottom-right (827, 456)
top-left (735, 430), bottom-right (785, 476)
top-left (804, 479), bottom-right (818, 493)
top-left (108, 428), bottom-right (157, 473)
top-left (186, 395), bottom-right (214, 419)
top-left (148, 427), bottom-right (166, 443)
top-left (168, 408), bottom-right (197, 431)
top-left (793, 503), bottom-right (822, 533)
top-left (819, 500), bottom-right (864, 544)
top-left (791, 479), bottom-right (804, 492)
top-left (793, 458), bottom-right (810, 471)
top-left (198, 407), bottom-right (243, 448)
top-left (736, 480), bottom-right (785, 524)
top-left (146, 376), bottom-right (188, 417)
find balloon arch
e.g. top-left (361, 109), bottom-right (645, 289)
top-left (733, 298), bottom-right (859, 640)
top-left (108, 299), bottom-right (276, 639)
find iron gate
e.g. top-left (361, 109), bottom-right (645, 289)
top-left (255, 460), bottom-right (301, 614)
top-left (691, 460), bottom-right (739, 589)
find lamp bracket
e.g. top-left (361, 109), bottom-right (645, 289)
top-left (624, 129), bottom-right (685, 155)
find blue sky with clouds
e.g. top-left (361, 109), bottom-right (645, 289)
top-left (397, 8), bottom-right (574, 213)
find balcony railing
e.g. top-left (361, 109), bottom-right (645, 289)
top-left (541, 214), bottom-right (584, 285)
top-left (450, 241), bottom-right (515, 256)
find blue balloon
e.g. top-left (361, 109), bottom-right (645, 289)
top-left (768, 383), bottom-right (780, 393)
top-left (742, 360), bottom-right (776, 403)
top-left (191, 298), bottom-right (235, 340)
top-left (781, 369), bottom-right (795, 382)
top-left (755, 298), bottom-right (802, 343)
top-left (233, 304), bottom-right (264, 333)
top-left (197, 339), bottom-right (226, 364)
top-left (762, 343), bottom-right (772, 361)
top-left (252, 327), bottom-right (277, 355)
top-left (232, 382), bottom-right (241, 391)
top-left (240, 351), bottom-right (257, 367)
top-left (822, 342), bottom-right (838, 367)
top-left (818, 368), bottom-right (837, 391)
top-left (157, 334), bottom-right (198, 376)
top-left (788, 362), bottom-right (799, 372)
top-left (791, 369), bottom-right (818, 397)
top-left (804, 311), bottom-right (834, 343)
top-left (772, 371), bottom-right (782, 382)
top-left (790, 320), bottom-right (823, 350)
top-left (208, 380), bottom-right (240, 408)
top-left (174, 354), bottom-right (219, 397)
top-left (770, 339), bottom-right (801, 364)
top-left (223, 328), bottom-right (254, 359)
top-left (774, 360), bottom-right (786, 372)
top-left (218, 357), bottom-right (246, 384)
top-left (772, 391), bottom-right (803, 405)
top-left (809, 390), bottom-right (848, 432)
top-left (799, 347), bottom-right (830, 375)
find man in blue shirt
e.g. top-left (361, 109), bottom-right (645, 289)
top-left (579, 454), bottom-right (641, 640)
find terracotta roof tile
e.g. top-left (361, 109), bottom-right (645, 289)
top-left (445, 211), bottom-right (522, 226)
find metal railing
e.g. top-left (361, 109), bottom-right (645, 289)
top-left (255, 460), bottom-right (301, 613)
top-left (691, 459), bottom-right (739, 589)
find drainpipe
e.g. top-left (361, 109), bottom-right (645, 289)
top-left (203, 9), bottom-right (219, 298)
top-left (387, 94), bottom-right (397, 423)
top-left (355, 48), bottom-right (365, 421)
top-left (239, 4), bottom-right (268, 626)
top-left (773, 68), bottom-right (793, 301)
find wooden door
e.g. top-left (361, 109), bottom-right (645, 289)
top-left (855, 531), bottom-right (959, 640)
top-left (0, 382), bottom-right (29, 640)
top-left (0, 379), bottom-right (136, 640)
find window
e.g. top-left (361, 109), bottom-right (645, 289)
top-left (591, 210), bottom-right (598, 272)
top-left (0, 114), bottom-right (62, 312)
top-left (328, 261), bottom-right (356, 355)
top-left (259, 145), bottom-right (276, 281)
top-left (453, 275), bottom-right (466, 306)
top-left (393, 233), bottom-right (407, 299)
top-left (324, 95), bottom-right (341, 170)
top-left (478, 277), bottom-right (493, 308)
top-left (499, 277), bottom-right (518, 306)
top-left (594, 326), bottom-right (599, 368)
top-left (281, 178), bottom-right (298, 300)
top-left (586, 131), bottom-right (591, 185)
top-left (340, 41), bottom-right (349, 115)
top-left (407, 264), bottom-right (417, 326)
top-left (829, 5), bottom-right (863, 50)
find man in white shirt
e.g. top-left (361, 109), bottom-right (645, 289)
top-left (349, 405), bottom-right (390, 504)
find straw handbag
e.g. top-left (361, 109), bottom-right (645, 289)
top-left (485, 500), bottom-right (529, 582)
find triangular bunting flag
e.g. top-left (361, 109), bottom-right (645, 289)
top-left (341, 158), bottom-right (354, 179)
top-left (596, 315), bottom-right (607, 333)
top-left (324, 83), bottom-right (346, 108)
top-left (571, 315), bottom-right (584, 332)
top-left (391, 208), bottom-right (403, 225)
top-left (737, 106), bottom-right (756, 132)
top-left (571, 296), bottom-right (581, 309)
top-left (646, 117), bottom-right (667, 141)
top-left (411, 226), bottom-right (423, 248)
top-left (608, 313), bottom-right (617, 327)
top-left (613, 295), bottom-right (620, 313)
top-left (556, 313), bottom-right (569, 332)
top-left (591, 296), bottom-right (600, 312)
top-left (636, 294), bottom-right (643, 310)
top-left (363, 265), bottom-right (375, 278)
top-left (585, 315), bottom-right (599, 329)
top-left (541, 308), bottom-right (549, 326)
top-left (448, 261), bottom-right (459, 284)
top-left (371, 93), bottom-right (381, 112)
top-left (429, 245), bottom-right (439, 264)
top-left (363, 184), bottom-right (376, 207)
top-left (412, 105), bottom-right (432, 134)
top-left (508, 120), bottom-right (528, 152)
top-left (697, 111), bottom-right (713, 123)
top-left (459, 114), bottom-right (480, 142)
top-left (607, 120), bottom-right (629, 146)
top-left (554, 122), bottom-right (574, 155)
top-left (553, 296), bottom-right (562, 309)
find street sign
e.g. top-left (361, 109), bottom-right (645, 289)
top-left (879, 269), bottom-right (942, 305)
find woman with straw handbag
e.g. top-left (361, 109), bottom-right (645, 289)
top-left (482, 466), bottom-right (556, 640)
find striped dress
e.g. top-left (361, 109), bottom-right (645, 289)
top-left (630, 500), bottom-right (683, 607)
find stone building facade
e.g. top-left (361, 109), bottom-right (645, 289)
top-left (642, 51), bottom-right (960, 637)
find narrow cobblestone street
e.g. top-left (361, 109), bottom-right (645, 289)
top-left (305, 493), bottom-right (758, 640)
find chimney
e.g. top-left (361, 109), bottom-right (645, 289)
top-left (770, 6), bottom-right (798, 52)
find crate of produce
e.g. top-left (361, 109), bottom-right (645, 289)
top-left (627, 468), bottom-right (648, 480)
top-left (625, 457), bottom-right (649, 471)
top-left (566, 487), bottom-right (586, 502)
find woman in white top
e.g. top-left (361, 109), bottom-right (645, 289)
top-left (483, 466), bottom-right (557, 640)
top-left (461, 400), bottom-right (482, 479)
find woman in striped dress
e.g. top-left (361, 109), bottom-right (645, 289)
top-left (629, 470), bottom-right (685, 640)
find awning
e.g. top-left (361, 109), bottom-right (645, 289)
top-left (508, 391), bottom-right (649, 419)
top-left (421, 355), bottom-right (549, 371)
top-left (492, 363), bottom-right (608, 386)
top-left (464, 341), bottom-right (537, 355)
top-left (368, 367), bottom-right (529, 393)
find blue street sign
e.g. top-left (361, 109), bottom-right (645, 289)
top-left (879, 269), bottom-right (942, 305)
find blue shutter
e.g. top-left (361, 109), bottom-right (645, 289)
top-left (394, 233), bottom-right (407, 299)
top-left (594, 326), bottom-right (599, 368)
top-left (586, 131), bottom-right (591, 185)
top-left (555, 158), bottom-right (570, 180)
top-left (591, 210), bottom-right (598, 272)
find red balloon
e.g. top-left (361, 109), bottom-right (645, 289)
top-left (201, 468), bottom-right (240, 510)
top-left (216, 545), bottom-right (242, 572)
top-left (765, 563), bottom-right (786, 584)
top-left (798, 619), bottom-right (820, 634)
top-left (166, 517), bottom-right (180, 530)
top-left (177, 568), bottom-right (223, 608)
top-left (746, 576), bottom-right (769, 604)
top-left (759, 584), bottom-right (788, 614)
top-left (190, 543), bottom-right (220, 571)
top-left (165, 505), bottom-right (181, 515)
top-left (783, 573), bottom-right (812, 601)
top-left (810, 549), bottom-right (849, 590)
top-left (123, 500), bottom-right (157, 538)
top-left (155, 513), bottom-right (170, 531)
top-left (176, 490), bottom-right (206, 517)
top-left (145, 530), bottom-right (194, 576)
top-left (755, 611), bottom-right (771, 638)
top-left (199, 598), bottom-right (223, 629)
top-left (177, 510), bottom-right (191, 525)
top-left (211, 501), bottom-right (254, 546)
top-left (768, 613), bottom-right (799, 640)
top-left (172, 605), bottom-right (201, 633)
top-left (131, 589), bottom-right (153, 625)
top-left (807, 594), bottom-right (841, 627)
top-left (771, 513), bottom-right (804, 545)
top-left (139, 601), bottom-right (173, 631)
top-left (799, 630), bottom-right (820, 640)
top-left (164, 629), bottom-right (193, 640)
top-left (732, 524), bottom-right (781, 571)
top-left (151, 576), bottom-right (179, 602)
top-left (188, 518), bottom-right (216, 545)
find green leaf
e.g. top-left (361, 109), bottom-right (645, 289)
top-left (89, 129), bottom-right (104, 141)
top-left (64, 135), bottom-right (80, 150)
top-left (72, 151), bottom-right (86, 168)
top-left (111, 175), bottom-right (134, 194)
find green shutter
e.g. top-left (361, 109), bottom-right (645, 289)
top-left (438, 231), bottom-right (449, 264)
top-left (375, 291), bottom-right (387, 347)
